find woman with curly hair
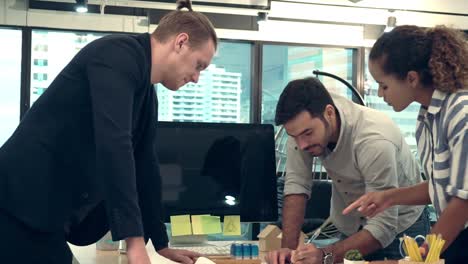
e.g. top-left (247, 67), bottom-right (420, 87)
top-left (344, 25), bottom-right (467, 262)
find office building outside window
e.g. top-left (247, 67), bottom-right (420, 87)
top-left (30, 30), bottom-right (105, 105)
top-left (0, 28), bottom-right (22, 147)
top-left (157, 41), bottom-right (252, 123)
top-left (261, 45), bottom-right (356, 125)
top-left (29, 32), bottom-right (252, 124)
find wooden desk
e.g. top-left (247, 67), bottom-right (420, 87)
top-left (70, 242), bottom-right (265, 264)
top-left (71, 243), bottom-right (397, 264)
top-left (70, 241), bottom-right (178, 264)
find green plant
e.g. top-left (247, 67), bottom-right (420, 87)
top-left (344, 249), bottom-right (363, 260)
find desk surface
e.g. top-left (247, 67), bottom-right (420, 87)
top-left (70, 241), bottom-right (178, 264)
top-left (70, 241), bottom-right (267, 264)
top-left (70, 242), bottom-right (398, 264)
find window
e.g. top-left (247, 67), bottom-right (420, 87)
top-left (157, 41), bottom-right (252, 123)
top-left (30, 29), bottom-right (106, 105)
top-left (34, 44), bottom-right (48, 52)
top-left (33, 59), bottom-right (48, 66)
top-left (33, 73), bottom-right (48, 81)
top-left (261, 45), bottom-right (357, 125)
top-left (32, 87), bottom-right (47, 96)
top-left (0, 28), bottom-right (21, 147)
top-left (364, 49), bottom-right (420, 153)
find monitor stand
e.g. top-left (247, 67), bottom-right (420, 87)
top-left (170, 234), bottom-right (209, 246)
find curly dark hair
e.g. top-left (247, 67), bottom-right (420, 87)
top-left (275, 77), bottom-right (335, 126)
top-left (369, 25), bottom-right (468, 93)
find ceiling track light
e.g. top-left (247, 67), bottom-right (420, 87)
top-left (384, 16), bottom-right (397, 32)
top-left (257, 11), bottom-right (268, 25)
top-left (75, 0), bottom-right (88, 13)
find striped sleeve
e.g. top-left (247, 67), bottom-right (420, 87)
top-left (445, 92), bottom-right (468, 200)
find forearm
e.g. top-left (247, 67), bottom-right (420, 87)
top-left (126, 236), bottom-right (147, 251)
top-left (325, 229), bottom-right (382, 263)
top-left (282, 194), bottom-right (307, 249)
top-left (431, 197), bottom-right (468, 251)
top-left (389, 181), bottom-right (430, 206)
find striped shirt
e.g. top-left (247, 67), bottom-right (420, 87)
top-left (416, 89), bottom-right (468, 224)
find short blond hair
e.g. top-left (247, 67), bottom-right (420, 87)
top-left (153, 0), bottom-right (217, 50)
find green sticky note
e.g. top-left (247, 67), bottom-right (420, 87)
top-left (223, 215), bottom-right (241, 236)
top-left (200, 215), bottom-right (222, 234)
top-left (191, 214), bottom-right (209, 235)
top-left (170, 215), bottom-right (192, 236)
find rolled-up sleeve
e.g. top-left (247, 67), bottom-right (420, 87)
top-left (284, 137), bottom-right (314, 199)
top-left (356, 140), bottom-right (400, 248)
top-left (445, 102), bottom-right (468, 200)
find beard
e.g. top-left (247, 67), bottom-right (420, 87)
top-left (305, 144), bottom-right (326, 157)
top-left (304, 117), bottom-right (332, 157)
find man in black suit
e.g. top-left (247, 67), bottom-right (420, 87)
top-left (0, 1), bottom-right (217, 263)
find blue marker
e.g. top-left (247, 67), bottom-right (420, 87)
top-left (233, 243), bottom-right (243, 259)
top-left (242, 243), bottom-right (251, 259)
top-left (251, 244), bottom-right (259, 259)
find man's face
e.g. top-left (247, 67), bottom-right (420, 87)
top-left (284, 110), bottom-right (332, 157)
top-left (163, 37), bottom-right (216, 91)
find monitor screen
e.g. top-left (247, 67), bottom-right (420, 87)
top-left (157, 121), bottom-right (278, 222)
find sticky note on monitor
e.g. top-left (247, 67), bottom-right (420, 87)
top-left (191, 214), bottom-right (208, 235)
top-left (223, 215), bottom-right (241, 236)
top-left (200, 215), bottom-right (222, 234)
top-left (170, 215), bottom-right (192, 236)
top-left (191, 215), bottom-right (221, 234)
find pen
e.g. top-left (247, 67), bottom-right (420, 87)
top-left (306, 216), bottom-right (332, 244)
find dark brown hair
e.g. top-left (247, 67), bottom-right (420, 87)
top-left (369, 25), bottom-right (468, 92)
top-left (152, 0), bottom-right (218, 50)
top-left (275, 77), bottom-right (335, 126)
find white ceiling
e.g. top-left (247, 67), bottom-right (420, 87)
top-left (281, 0), bottom-right (468, 15)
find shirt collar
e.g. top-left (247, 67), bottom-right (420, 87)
top-left (427, 89), bottom-right (448, 115)
top-left (321, 95), bottom-right (346, 158)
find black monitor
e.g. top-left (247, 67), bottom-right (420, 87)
top-left (156, 121), bottom-right (278, 223)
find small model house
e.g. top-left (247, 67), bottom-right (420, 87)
top-left (257, 225), bottom-right (282, 251)
top-left (257, 225), bottom-right (309, 252)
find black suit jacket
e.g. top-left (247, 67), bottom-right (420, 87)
top-left (0, 33), bottom-right (168, 249)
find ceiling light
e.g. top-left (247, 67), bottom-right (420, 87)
top-left (257, 12), bottom-right (268, 25)
top-left (75, 0), bottom-right (88, 13)
top-left (384, 16), bottom-right (396, 32)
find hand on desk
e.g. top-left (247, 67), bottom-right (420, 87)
top-left (265, 247), bottom-right (293, 264)
top-left (291, 243), bottom-right (323, 264)
top-left (126, 237), bottom-right (152, 264)
top-left (158, 247), bottom-right (201, 264)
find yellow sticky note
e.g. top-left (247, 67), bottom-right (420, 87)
top-left (191, 215), bottom-right (209, 235)
top-left (223, 215), bottom-right (241, 236)
top-left (170, 215), bottom-right (192, 236)
top-left (200, 215), bottom-right (222, 234)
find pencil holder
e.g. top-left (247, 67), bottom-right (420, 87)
top-left (398, 259), bottom-right (444, 264)
top-left (343, 260), bottom-right (365, 264)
